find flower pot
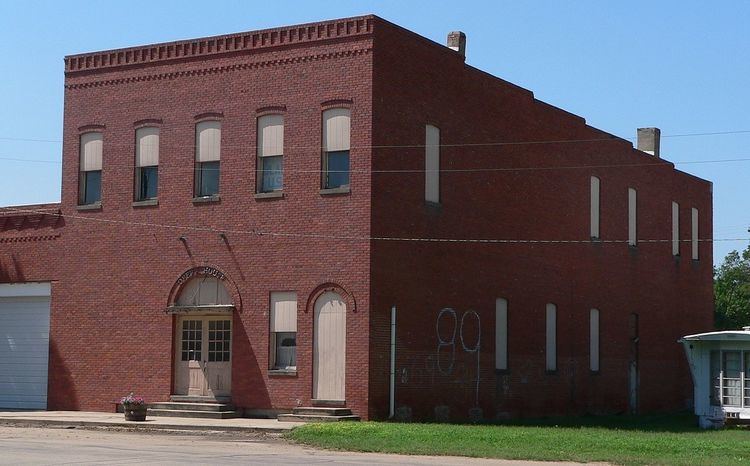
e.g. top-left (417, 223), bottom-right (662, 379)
top-left (123, 404), bottom-right (147, 421)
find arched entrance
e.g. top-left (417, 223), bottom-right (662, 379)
top-left (168, 270), bottom-right (234, 398)
top-left (313, 291), bottom-right (347, 401)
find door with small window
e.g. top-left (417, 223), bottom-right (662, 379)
top-left (174, 316), bottom-right (232, 397)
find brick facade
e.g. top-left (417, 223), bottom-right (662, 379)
top-left (0, 15), bottom-right (712, 421)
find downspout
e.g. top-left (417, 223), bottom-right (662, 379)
top-left (389, 305), bottom-right (396, 418)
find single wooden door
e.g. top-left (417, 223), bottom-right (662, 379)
top-left (313, 292), bottom-right (346, 401)
top-left (204, 317), bottom-right (232, 397)
top-left (175, 318), bottom-right (207, 396)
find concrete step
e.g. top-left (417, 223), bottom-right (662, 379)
top-left (277, 414), bottom-right (360, 423)
top-left (147, 409), bottom-right (239, 419)
top-left (311, 399), bottom-right (346, 408)
top-left (149, 402), bottom-right (235, 412)
top-left (170, 395), bottom-right (232, 403)
top-left (292, 407), bottom-right (352, 416)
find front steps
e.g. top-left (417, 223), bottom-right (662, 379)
top-left (277, 406), bottom-right (360, 422)
top-left (148, 401), bottom-right (239, 419)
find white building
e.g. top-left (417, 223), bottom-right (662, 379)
top-left (680, 328), bottom-right (750, 428)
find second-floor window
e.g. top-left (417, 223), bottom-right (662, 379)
top-left (135, 127), bottom-right (159, 201)
top-left (322, 108), bottom-right (351, 189)
top-left (195, 120), bottom-right (221, 198)
top-left (257, 114), bottom-right (284, 193)
top-left (79, 132), bottom-right (103, 205)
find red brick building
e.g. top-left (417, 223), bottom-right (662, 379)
top-left (0, 15), bottom-right (713, 421)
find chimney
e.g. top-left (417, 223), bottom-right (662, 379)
top-left (447, 31), bottom-right (466, 59)
top-left (637, 127), bottom-right (661, 157)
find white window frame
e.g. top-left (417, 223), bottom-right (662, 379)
top-left (590, 176), bottom-right (600, 239)
top-left (628, 188), bottom-right (637, 247)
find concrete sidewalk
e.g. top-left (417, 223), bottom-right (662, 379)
top-left (0, 410), bottom-right (304, 433)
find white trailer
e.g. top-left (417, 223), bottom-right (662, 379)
top-left (680, 327), bottom-right (750, 428)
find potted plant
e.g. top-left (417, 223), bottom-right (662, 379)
top-left (120, 393), bottom-right (147, 421)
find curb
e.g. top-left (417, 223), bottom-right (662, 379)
top-left (0, 418), bottom-right (291, 434)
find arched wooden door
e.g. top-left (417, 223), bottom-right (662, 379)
top-left (313, 291), bottom-right (346, 401)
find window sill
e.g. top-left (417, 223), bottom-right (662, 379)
top-left (268, 369), bottom-right (297, 377)
top-left (495, 369), bottom-right (510, 375)
top-left (192, 194), bottom-right (221, 204)
top-left (132, 199), bottom-right (158, 208)
top-left (320, 186), bottom-right (351, 196)
top-left (254, 191), bottom-right (284, 200)
top-left (545, 370), bottom-right (558, 375)
top-left (76, 202), bottom-right (102, 211)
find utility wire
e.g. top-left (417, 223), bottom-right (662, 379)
top-left (0, 156), bottom-right (749, 173)
top-left (2, 206), bottom-right (748, 245)
top-left (0, 128), bottom-right (750, 150)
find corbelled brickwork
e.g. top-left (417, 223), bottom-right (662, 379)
top-left (0, 15), bottom-right (713, 422)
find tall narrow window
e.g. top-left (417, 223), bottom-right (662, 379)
top-left (628, 188), bottom-right (637, 246)
top-left (590, 176), bottom-right (600, 239)
top-left (546, 303), bottom-right (557, 372)
top-left (590, 308), bottom-right (600, 372)
top-left (195, 120), bottom-right (221, 197)
top-left (79, 132), bottom-right (103, 205)
top-left (257, 114), bottom-right (284, 193)
top-left (322, 108), bottom-right (350, 189)
top-left (135, 127), bottom-right (159, 201)
top-left (425, 125), bottom-right (440, 204)
top-left (495, 298), bottom-right (508, 371)
top-left (270, 292), bottom-right (297, 370)
top-left (672, 202), bottom-right (680, 256)
top-left (692, 208), bottom-right (699, 260)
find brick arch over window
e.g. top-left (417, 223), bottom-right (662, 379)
top-left (166, 266), bottom-right (242, 312)
top-left (304, 282), bottom-right (357, 314)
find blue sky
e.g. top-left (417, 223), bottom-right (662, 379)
top-left (1, 1), bottom-right (748, 264)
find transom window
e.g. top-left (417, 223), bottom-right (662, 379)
top-left (181, 320), bottom-right (203, 361)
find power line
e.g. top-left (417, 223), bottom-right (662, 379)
top-left (0, 155), bottom-right (749, 173)
top-left (2, 206), bottom-right (748, 245)
top-left (0, 128), bottom-right (750, 150)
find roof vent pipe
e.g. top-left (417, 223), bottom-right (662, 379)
top-left (447, 31), bottom-right (466, 60)
top-left (637, 127), bottom-right (661, 157)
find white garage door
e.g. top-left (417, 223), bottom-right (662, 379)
top-left (0, 283), bottom-right (51, 409)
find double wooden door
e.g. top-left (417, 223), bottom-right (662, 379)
top-left (174, 316), bottom-right (232, 397)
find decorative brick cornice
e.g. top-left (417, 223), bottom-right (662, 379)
top-left (65, 15), bottom-right (375, 74)
top-left (65, 48), bottom-right (371, 90)
top-left (0, 234), bottom-right (60, 243)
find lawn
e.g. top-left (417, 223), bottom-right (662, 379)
top-left (287, 413), bottom-right (750, 465)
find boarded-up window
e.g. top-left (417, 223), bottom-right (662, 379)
top-left (258, 115), bottom-right (284, 192)
top-left (546, 303), bottom-right (557, 372)
top-left (135, 127), bottom-right (159, 167)
top-left (322, 108), bottom-right (351, 189)
top-left (196, 121), bottom-right (221, 162)
top-left (270, 291), bottom-right (297, 333)
top-left (425, 125), bottom-right (440, 204)
top-left (628, 188), bottom-right (637, 246)
top-left (495, 298), bottom-right (508, 371)
top-left (672, 202), bottom-right (680, 256)
top-left (692, 208), bottom-right (699, 260)
top-left (590, 176), bottom-right (600, 239)
top-left (80, 132), bottom-right (103, 171)
top-left (590, 308), bottom-right (600, 372)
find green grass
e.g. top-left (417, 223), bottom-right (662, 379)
top-left (286, 413), bottom-right (750, 465)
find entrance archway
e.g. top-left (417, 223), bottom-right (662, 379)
top-left (168, 270), bottom-right (235, 398)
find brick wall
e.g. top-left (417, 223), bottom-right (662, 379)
top-left (369, 20), bottom-right (713, 421)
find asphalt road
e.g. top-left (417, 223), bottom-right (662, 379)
top-left (0, 426), bottom-right (573, 465)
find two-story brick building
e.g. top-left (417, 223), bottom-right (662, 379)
top-left (0, 15), bottom-right (713, 421)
